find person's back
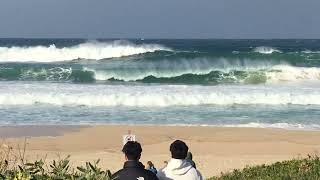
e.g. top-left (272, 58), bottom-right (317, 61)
top-left (157, 159), bottom-right (202, 180)
top-left (113, 160), bottom-right (158, 180)
top-left (157, 140), bottom-right (203, 180)
top-left (112, 141), bottom-right (158, 180)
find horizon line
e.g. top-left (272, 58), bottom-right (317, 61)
top-left (0, 37), bottom-right (320, 40)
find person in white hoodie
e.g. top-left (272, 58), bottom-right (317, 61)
top-left (157, 140), bottom-right (203, 180)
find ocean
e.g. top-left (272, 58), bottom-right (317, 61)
top-left (0, 39), bottom-right (320, 130)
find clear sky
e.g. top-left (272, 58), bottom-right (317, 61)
top-left (0, 0), bottom-right (319, 39)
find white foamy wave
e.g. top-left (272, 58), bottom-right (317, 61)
top-left (222, 123), bottom-right (320, 131)
top-left (266, 65), bottom-right (320, 83)
top-left (117, 123), bottom-right (320, 131)
top-left (85, 58), bottom-right (277, 81)
top-left (0, 40), bottom-right (170, 62)
top-left (90, 64), bottom-right (320, 83)
top-left (302, 50), bottom-right (320, 54)
top-left (1, 82), bottom-right (320, 107)
top-left (254, 46), bottom-right (281, 54)
top-left (167, 123), bottom-right (320, 131)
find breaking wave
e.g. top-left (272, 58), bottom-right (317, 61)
top-left (1, 64), bottom-right (320, 84)
top-left (254, 46), bottom-right (282, 54)
top-left (0, 40), bottom-right (171, 62)
top-left (0, 82), bottom-right (320, 107)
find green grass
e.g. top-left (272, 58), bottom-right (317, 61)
top-left (209, 155), bottom-right (320, 180)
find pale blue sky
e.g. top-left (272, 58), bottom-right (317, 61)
top-left (0, 0), bottom-right (319, 38)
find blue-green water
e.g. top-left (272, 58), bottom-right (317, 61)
top-left (0, 39), bottom-right (320, 130)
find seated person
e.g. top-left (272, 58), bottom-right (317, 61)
top-left (112, 141), bottom-right (159, 180)
top-left (157, 140), bottom-right (203, 180)
top-left (146, 161), bottom-right (158, 174)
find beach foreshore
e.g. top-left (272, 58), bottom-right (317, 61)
top-left (1, 125), bottom-right (320, 178)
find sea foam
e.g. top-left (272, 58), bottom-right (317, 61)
top-left (221, 123), bottom-right (320, 131)
top-left (1, 82), bottom-right (320, 107)
top-left (254, 46), bottom-right (282, 54)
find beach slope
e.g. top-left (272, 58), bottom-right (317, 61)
top-left (1, 125), bottom-right (320, 177)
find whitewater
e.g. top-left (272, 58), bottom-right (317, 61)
top-left (0, 40), bottom-right (170, 62)
top-left (1, 39), bottom-right (320, 130)
top-left (1, 82), bottom-right (320, 107)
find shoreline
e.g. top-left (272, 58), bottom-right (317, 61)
top-left (0, 123), bottom-right (319, 138)
top-left (1, 125), bottom-right (320, 177)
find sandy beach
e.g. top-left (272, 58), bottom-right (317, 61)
top-left (1, 125), bottom-right (320, 178)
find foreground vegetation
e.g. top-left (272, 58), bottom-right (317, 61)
top-left (0, 142), bottom-right (113, 180)
top-left (0, 156), bottom-right (113, 180)
top-left (1, 156), bottom-right (320, 180)
top-left (210, 155), bottom-right (320, 180)
top-left (2, 142), bottom-right (320, 179)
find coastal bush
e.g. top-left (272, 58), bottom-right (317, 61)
top-left (0, 156), bottom-right (114, 180)
top-left (0, 148), bottom-right (114, 180)
top-left (209, 155), bottom-right (320, 180)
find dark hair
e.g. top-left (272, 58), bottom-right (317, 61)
top-left (122, 141), bottom-right (142, 160)
top-left (170, 140), bottom-right (189, 159)
top-left (147, 161), bottom-right (154, 167)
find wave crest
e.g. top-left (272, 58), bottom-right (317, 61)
top-left (1, 83), bottom-right (320, 107)
top-left (1, 64), bottom-right (320, 84)
top-left (0, 40), bottom-right (171, 62)
top-left (254, 46), bottom-right (281, 54)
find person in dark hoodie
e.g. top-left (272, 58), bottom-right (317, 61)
top-left (112, 141), bottom-right (159, 180)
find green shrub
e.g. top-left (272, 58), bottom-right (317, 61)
top-left (0, 156), bottom-right (114, 180)
top-left (209, 155), bottom-right (320, 180)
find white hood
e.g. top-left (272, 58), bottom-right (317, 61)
top-left (157, 159), bottom-right (203, 180)
top-left (166, 159), bottom-right (193, 175)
